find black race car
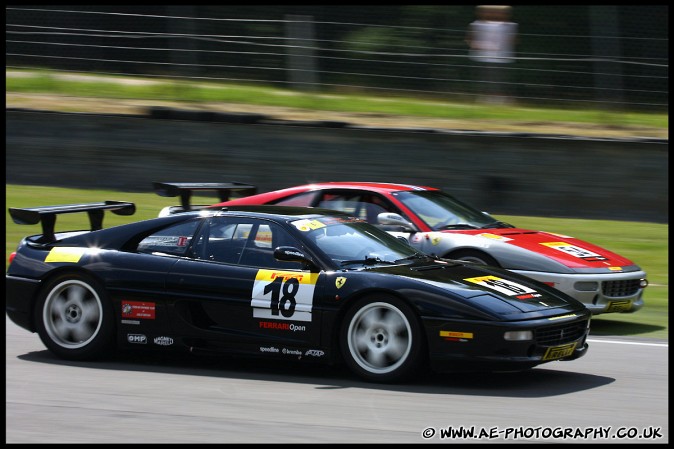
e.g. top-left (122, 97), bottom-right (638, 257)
top-left (6, 202), bottom-right (591, 382)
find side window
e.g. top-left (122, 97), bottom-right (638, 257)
top-left (359, 194), bottom-right (397, 224)
top-left (317, 192), bottom-right (359, 215)
top-left (195, 221), bottom-right (251, 264)
top-left (253, 224), bottom-right (273, 248)
top-left (274, 191), bottom-right (317, 207)
top-left (316, 191), bottom-right (397, 224)
top-left (196, 217), bottom-right (304, 270)
top-left (137, 220), bottom-right (201, 256)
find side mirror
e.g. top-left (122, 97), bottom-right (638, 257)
top-left (377, 212), bottom-right (416, 232)
top-left (274, 246), bottom-right (313, 264)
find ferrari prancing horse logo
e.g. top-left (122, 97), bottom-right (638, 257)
top-left (335, 277), bottom-right (346, 289)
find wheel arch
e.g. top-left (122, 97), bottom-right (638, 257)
top-left (444, 247), bottom-right (501, 267)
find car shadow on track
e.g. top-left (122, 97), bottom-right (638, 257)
top-left (589, 319), bottom-right (665, 338)
top-left (18, 349), bottom-right (614, 399)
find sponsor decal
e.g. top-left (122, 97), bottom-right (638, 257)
top-left (153, 336), bottom-right (174, 346)
top-left (463, 275), bottom-right (542, 299)
top-left (335, 277), bottom-right (346, 289)
top-left (411, 234), bottom-right (423, 243)
top-left (542, 342), bottom-right (578, 361)
top-left (44, 247), bottom-right (86, 263)
top-left (284, 249), bottom-right (304, 258)
top-left (515, 293), bottom-right (538, 300)
top-left (540, 242), bottom-right (607, 261)
top-left (259, 321), bottom-right (306, 332)
top-left (439, 331), bottom-right (473, 342)
top-left (304, 349), bottom-right (325, 357)
top-left (608, 266), bottom-right (623, 271)
top-left (121, 319), bottom-right (141, 325)
top-left (430, 233), bottom-right (442, 245)
top-left (121, 300), bottom-right (156, 320)
top-left (176, 236), bottom-right (189, 247)
top-left (291, 219), bottom-right (326, 232)
top-left (478, 233), bottom-right (513, 241)
top-left (260, 346), bottom-right (280, 353)
top-left (251, 270), bottom-right (318, 322)
top-left (282, 348), bottom-right (302, 356)
top-left (127, 334), bottom-right (147, 344)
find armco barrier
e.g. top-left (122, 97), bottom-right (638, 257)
top-left (5, 108), bottom-right (668, 223)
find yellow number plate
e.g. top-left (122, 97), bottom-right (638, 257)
top-left (542, 342), bottom-right (578, 361)
top-left (607, 300), bottom-right (632, 313)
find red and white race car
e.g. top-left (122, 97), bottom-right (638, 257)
top-left (155, 181), bottom-right (648, 315)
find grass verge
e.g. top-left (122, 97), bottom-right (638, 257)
top-left (6, 69), bottom-right (669, 131)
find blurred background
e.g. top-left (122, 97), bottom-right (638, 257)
top-left (6, 5), bottom-right (668, 111)
top-left (5, 5), bottom-right (669, 222)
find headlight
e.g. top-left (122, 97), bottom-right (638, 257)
top-left (504, 330), bottom-right (533, 341)
top-left (640, 279), bottom-right (649, 288)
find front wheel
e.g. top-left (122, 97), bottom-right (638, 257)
top-left (34, 273), bottom-right (115, 360)
top-left (340, 295), bottom-right (425, 383)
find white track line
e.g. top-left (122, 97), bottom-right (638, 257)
top-left (587, 338), bottom-right (668, 347)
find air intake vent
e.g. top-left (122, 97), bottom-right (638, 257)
top-left (602, 279), bottom-right (641, 297)
top-left (535, 320), bottom-right (588, 346)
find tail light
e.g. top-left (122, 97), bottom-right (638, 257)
top-left (8, 252), bottom-right (16, 265)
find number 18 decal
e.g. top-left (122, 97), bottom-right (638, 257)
top-left (251, 270), bottom-right (319, 321)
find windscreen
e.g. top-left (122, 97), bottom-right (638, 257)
top-left (290, 216), bottom-right (418, 264)
top-left (392, 190), bottom-right (507, 230)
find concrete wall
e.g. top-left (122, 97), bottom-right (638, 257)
top-left (6, 109), bottom-right (668, 223)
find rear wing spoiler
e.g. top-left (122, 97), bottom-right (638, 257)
top-left (153, 182), bottom-right (257, 215)
top-left (8, 201), bottom-right (136, 243)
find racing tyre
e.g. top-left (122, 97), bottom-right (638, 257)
top-left (34, 273), bottom-right (115, 360)
top-left (450, 249), bottom-right (499, 267)
top-left (340, 295), bottom-right (425, 383)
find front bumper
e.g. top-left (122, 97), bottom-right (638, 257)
top-left (512, 269), bottom-right (647, 314)
top-left (424, 312), bottom-right (591, 373)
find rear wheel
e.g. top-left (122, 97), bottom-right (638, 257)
top-left (34, 273), bottom-right (115, 360)
top-left (340, 295), bottom-right (425, 383)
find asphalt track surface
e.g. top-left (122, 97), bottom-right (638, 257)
top-left (5, 316), bottom-right (668, 444)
